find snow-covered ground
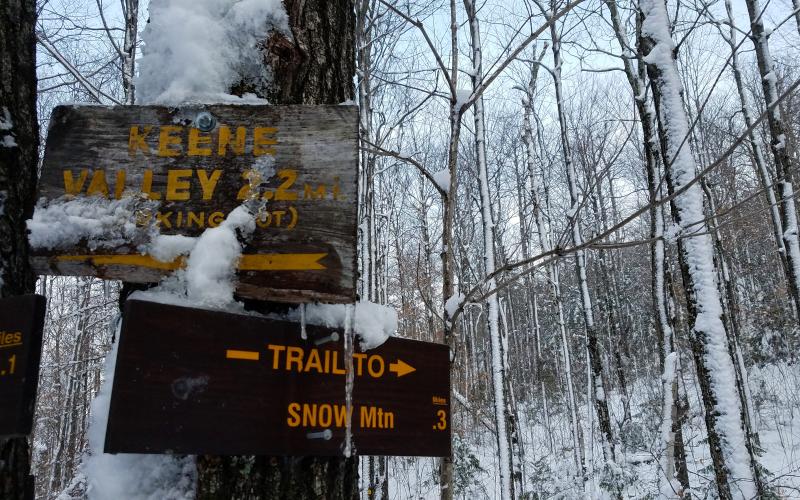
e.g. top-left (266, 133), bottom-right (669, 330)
top-left (382, 361), bottom-right (800, 499)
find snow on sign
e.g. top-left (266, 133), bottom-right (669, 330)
top-left (0, 295), bottom-right (46, 437)
top-left (32, 105), bottom-right (358, 303)
top-left (104, 299), bottom-right (451, 457)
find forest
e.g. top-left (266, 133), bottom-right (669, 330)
top-left (2, 0), bottom-right (800, 498)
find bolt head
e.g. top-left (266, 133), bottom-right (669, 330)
top-left (195, 112), bottom-right (216, 132)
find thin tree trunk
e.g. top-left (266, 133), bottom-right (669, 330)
top-left (522, 79), bottom-right (586, 489)
top-left (745, 0), bottom-right (800, 327)
top-left (121, 0), bottom-right (138, 104)
top-left (545, 3), bottom-right (617, 470)
top-left (465, 2), bottom-right (514, 497)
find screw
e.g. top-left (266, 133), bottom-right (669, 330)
top-left (306, 429), bottom-right (333, 440)
top-left (195, 112), bottom-right (216, 132)
top-left (314, 332), bottom-right (340, 346)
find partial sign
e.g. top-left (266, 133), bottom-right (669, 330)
top-left (0, 294), bottom-right (46, 437)
top-left (105, 300), bottom-right (451, 457)
top-left (33, 105), bottom-right (358, 303)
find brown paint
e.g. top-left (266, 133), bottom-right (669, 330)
top-left (0, 295), bottom-right (46, 437)
top-left (104, 300), bottom-right (451, 457)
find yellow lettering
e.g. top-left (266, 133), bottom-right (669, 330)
top-left (383, 409), bottom-right (394, 429)
top-left (353, 353), bottom-right (367, 376)
top-left (256, 211), bottom-right (271, 228)
top-left (268, 344), bottom-right (285, 369)
top-left (187, 128), bottom-right (212, 156)
top-left (272, 210), bottom-right (285, 226)
top-left (158, 126), bottom-right (182, 157)
top-left (217, 126), bottom-right (246, 155)
top-left (187, 211), bottom-right (205, 228)
top-left (86, 170), bottom-right (109, 197)
top-left (166, 169), bottom-right (192, 201)
top-left (275, 169), bottom-right (298, 201)
top-left (286, 346), bottom-right (304, 372)
top-left (114, 170), bottom-right (126, 199)
top-left (208, 211), bottom-right (224, 227)
top-left (197, 170), bottom-right (222, 200)
top-left (129, 125), bottom-right (152, 156)
top-left (318, 404), bottom-right (332, 427)
top-left (304, 349), bottom-right (324, 373)
top-left (332, 351), bottom-right (346, 375)
top-left (12, 332), bottom-right (21, 344)
top-left (334, 405), bottom-right (350, 427)
top-left (303, 183), bottom-right (326, 199)
top-left (141, 170), bottom-right (162, 200)
top-left (253, 127), bottom-right (278, 156)
top-left (156, 212), bottom-right (172, 228)
top-left (367, 355), bottom-right (384, 378)
top-left (287, 402), bottom-right (301, 427)
top-left (63, 169), bottom-right (89, 196)
top-left (360, 406), bottom-right (376, 428)
top-left (302, 403), bottom-right (317, 427)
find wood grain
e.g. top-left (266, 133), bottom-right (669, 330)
top-left (33, 104), bottom-right (358, 303)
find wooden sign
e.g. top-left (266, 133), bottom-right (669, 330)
top-left (33, 105), bottom-right (358, 303)
top-left (105, 299), bottom-right (451, 457)
top-left (0, 294), bottom-right (46, 437)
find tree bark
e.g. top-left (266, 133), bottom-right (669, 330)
top-left (639, 0), bottom-right (762, 496)
top-left (196, 1), bottom-right (358, 498)
top-left (0, 0), bottom-right (39, 497)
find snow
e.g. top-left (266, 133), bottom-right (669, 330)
top-left (27, 196), bottom-right (156, 251)
top-left (776, 133), bottom-right (786, 150)
top-left (147, 234), bottom-right (196, 263)
top-left (81, 321), bottom-right (196, 500)
top-left (1, 107), bottom-right (17, 148)
top-left (432, 168), bottom-right (450, 193)
top-left (185, 205), bottom-right (254, 305)
top-left (279, 301), bottom-right (397, 350)
top-left (444, 292), bottom-right (464, 319)
top-left (454, 88), bottom-right (471, 111)
top-left (0, 107), bottom-right (12, 130)
top-left (136, 0), bottom-right (288, 104)
top-left (641, 0), bottom-right (758, 495)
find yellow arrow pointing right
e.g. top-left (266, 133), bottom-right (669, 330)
top-left (389, 359), bottom-right (416, 377)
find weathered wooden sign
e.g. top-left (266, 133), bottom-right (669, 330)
top-left (33, 105), bottom-right (358, 303)
top-left (0, 294), bottom-right (46, 437)
top-left (105, 299), bottom-right (451, 457)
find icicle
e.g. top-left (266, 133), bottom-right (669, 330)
top-left (343, 303), bottom-right (355, 457)
top-left (300, 303), bottom-right (307, 340)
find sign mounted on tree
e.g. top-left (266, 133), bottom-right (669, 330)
top-left (104, 299), bottom-right (451, 457)
top-left (0, 294), bottom-right (46, 437)
top-left (32, 105), bottom-right (358, 303)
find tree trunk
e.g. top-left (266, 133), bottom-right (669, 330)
top-left (0, 0), bottom-right (39, 497)
top-left (639, 0), bottom-right (762, 496)
top-left (745, 0), bottom-right (800, 327)
top-left (195, 1), bottom-right (358, 498)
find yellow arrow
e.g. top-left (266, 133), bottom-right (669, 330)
top-left (54, 253), bottom-right (327, 271)
top-left (389, 359), bottom-right (416, 377)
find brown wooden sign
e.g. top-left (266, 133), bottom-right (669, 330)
top-left (33, 105), bottom-right (358, 303)
top-left (105, 299), bottom-right (451, 457)
top-left (0, 294), bottom-right (46, 437)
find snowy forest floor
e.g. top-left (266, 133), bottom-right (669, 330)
top-left (383, 362), bottom-right (800, 499)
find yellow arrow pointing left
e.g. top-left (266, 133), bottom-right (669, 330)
top-left (54, 253), bottom-right (327, 271)
top-left (389, 359), bottom-right (416, 377)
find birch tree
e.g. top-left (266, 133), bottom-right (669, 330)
top-left (639, 0), bottom-right (763, 496)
